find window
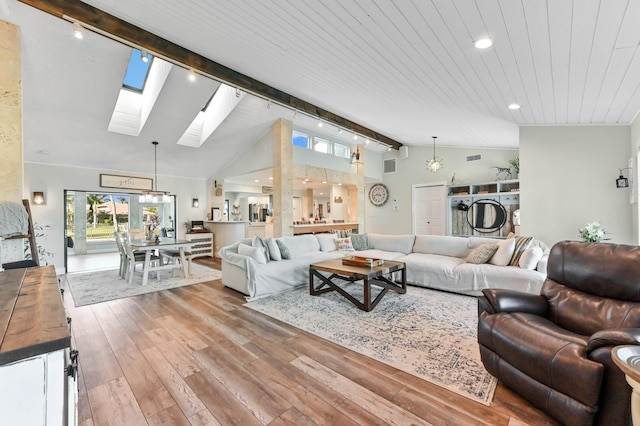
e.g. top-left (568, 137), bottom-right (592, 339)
top-left (334, 143), bottom-right (350, 159)
top-left (293, 131), bottom-right (310, 148)
top-left (313, 137), bottom-right (331, 154)
top-left (122, 48), bottom-right (153, 92)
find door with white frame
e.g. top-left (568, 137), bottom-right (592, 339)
top-left (412, 183), bottom-right (446, 235)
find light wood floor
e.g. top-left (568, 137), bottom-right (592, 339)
top-left (63, 257), bottom-right (559, 426)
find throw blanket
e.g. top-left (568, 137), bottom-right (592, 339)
top-left (0, 201), bottom-right (29, 237)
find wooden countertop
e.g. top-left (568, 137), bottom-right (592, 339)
top-left (0, 266), bottom-right (70, 366)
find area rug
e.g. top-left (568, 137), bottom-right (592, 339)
top-left (66, 263), bottom-right (222, 307)
top-left (244, 284), bottom-right (496, 405)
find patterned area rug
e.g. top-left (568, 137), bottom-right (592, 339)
top-left (245, 283), bottom-right (496, 405)
top-left (66, 263), bottom-right (221, 307)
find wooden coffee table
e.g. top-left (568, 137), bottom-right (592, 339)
top-left (309, 258), bottom-right (406, 312)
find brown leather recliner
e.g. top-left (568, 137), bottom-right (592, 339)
top-left (478, 240), bottom-right (640, 426)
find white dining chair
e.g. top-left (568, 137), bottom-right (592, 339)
top-left (122, 232), bottom-right (159, 285)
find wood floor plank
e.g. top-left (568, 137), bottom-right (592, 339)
top-left (270, 407), bottom-right (317, 426)
top-left (187, 408), bottom-right (223, 426)
top-left (155, 314), bottom-right (209, 352)
top-left (142, 346), bottom-right (207, 417)
top-left (146, 404), bottom-right (191, 426)
top-left (247, 357), bottom-right (361, 426)
top-left (184, 371), bottom-right (262, 426)
top-left (193, 345), bottom-right (291, 424)
top-left (113, 345), bottom-right (176, 417)
top-left (87, 377), bottom-right (147, 426)
top-left (291, 355), bottom-right (433, 426)
top-left (75, 331), bottom-right (123, 390)
top-left (155, 338), bottom-right (203, 378)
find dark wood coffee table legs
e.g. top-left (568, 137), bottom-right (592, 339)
top-left (309, 267), bottom-right (406, 312)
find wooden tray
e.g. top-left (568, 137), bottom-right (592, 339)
top-left (342, 256), bottom-right (384, 267)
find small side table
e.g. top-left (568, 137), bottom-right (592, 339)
top-left (612, 345), bottom-right (640, 426)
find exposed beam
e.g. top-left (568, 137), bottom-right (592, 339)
top-left (18, 0), bottom-right (402, 150)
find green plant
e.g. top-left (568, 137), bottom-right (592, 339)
top-left (579, 221), bottom-right (608, 243)
top-left (508, 157), bottom-right (520, 173)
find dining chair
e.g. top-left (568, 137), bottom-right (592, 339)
top-left (113, 231), bottom-right (128, 279)
top-left (122, 232), bottom-right (159, 285)
top-left (159, 249), bottom-right (193, 277)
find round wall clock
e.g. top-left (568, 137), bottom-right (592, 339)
top-left (369, 183), bottom-right (389, 206)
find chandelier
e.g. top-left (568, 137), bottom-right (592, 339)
top-left (426, 136), bottom-right (443, 172)
top-left (139, 141), bottom-right (171, 203)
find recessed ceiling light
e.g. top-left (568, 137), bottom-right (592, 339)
top-left (365, 139), bottom-right (370, 144)
top-left (254, 179), bottom-right (259, 183)
top-left (73, 23), bottom-right (83, 39)
top-left (474, 38), bottom-right (492, 49)
top-left (268, 177), bottom-right (273, 180)
top-left (508, 103), bottom-right (521, 110)
top-left (188, 72), bottom-right (196, 82)
top-left (353, 135), bottom-right (358, 140)
top-left (318, 121), bottom-right (323, 128)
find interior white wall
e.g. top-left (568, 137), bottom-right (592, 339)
top-left (24, 162), bottom-right (207, 273)
top-left (520, 126), bottom-right (632, 247)
top-left (365, 146), bottom-right (518, 234)
top-left (631, 113), bottom-right (640, 244)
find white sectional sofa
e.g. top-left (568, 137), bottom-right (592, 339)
top-left (219, 233), bottom-right (548, 301)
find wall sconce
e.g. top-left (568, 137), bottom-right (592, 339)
top-left (33, 191), bottom-right (45, 205)
top-left (192, 198), bottom-right (199, 208)
top-left (350, 148), bottom-right (362, 164)
top-left (616, 168), bottom-right (631, 188)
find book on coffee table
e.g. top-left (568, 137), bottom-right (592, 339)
top-left (342, 256), bottom-right (384, 267)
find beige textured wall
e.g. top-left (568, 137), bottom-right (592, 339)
top-left (0, 20), bottom-right (22, 202)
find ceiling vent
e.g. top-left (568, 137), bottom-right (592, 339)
top-left (466, 154), bottom-right (482, 162)
top-left (383, 158), bottom-right (397, 174)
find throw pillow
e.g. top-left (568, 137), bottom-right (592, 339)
top-left (350, 233), bottom-right (369, 251)
top-left (252, 235), bottom-right (270, 261)
top-left (238, 243), bottom-right (267, 264)
top-left (266, 237), bottom-right (281, 261)
top-left (333, 229), bottom-right (352, 238)
top-left (334, 237), bottom-right (355, 251)
top-left (275, 239), bottom-right (292, 260)
top-left (465, 243), bottom-right (499, 264)
top-left (316, 233), bottom-right (338, 252)
top-left (519, 246), bottom-right (544, 270)
top-left (488, 238), bottom-right (516, 266)
top-left (508, 236), bottom-right (533, 266)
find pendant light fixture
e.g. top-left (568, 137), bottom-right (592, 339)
top-left (427, 136), bottom-right (444, 172)
top-left (139, 141), bottom-right (171, 203)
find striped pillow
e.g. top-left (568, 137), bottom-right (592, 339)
top-left (508, 235), bottom-right (533, 266)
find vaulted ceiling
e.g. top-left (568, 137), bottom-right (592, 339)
top-left (4, 0), bottom-right (640, 180)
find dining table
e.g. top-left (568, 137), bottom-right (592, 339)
top-left (130, 238), bottom-right (192, 286)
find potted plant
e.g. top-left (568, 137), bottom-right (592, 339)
top-left (509, 157), bottom-right (520, 177)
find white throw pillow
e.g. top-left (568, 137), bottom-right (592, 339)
top-left (266, 237), bottom-right (281, 261)
top-left (488, 238), bottom-right (516, 266)
top-left (334, 237), bottom-right (355, 251)
top-left (238, 243), bottom-right (267, 264)
top-left (519, 246), bottom-right (544, 270)
top-left (252, 235), bottom-right (270, 261)
top-left (316, 233), bottom-right (338, 252)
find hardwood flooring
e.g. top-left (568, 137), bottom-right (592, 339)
top-left (63, 257), bottom-right (559, 426)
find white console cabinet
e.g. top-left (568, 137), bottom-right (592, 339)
top-left (186, 232), bottom-right (214, 258)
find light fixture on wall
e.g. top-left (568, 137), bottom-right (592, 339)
top-left (139, 141), bottom-right (172, 203)
top-left (33, 191), bottom-right (45, 205)
top-left (192, 198), bottom-right (199, 208)
top-left (427, 136), bottom-right (444, 172)
top-left (616, 168), bottom-right (631, 188)
top-left (350, 148), bottom-right (361, 164)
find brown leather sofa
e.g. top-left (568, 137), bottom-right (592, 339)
top-left (478, 240), bottom-right (640, 425)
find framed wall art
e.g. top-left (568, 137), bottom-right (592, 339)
top-left (100, 174), bottom-right (153, 191)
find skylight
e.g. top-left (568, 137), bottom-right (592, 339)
top-left (123, 49), bottom-right (153, 92)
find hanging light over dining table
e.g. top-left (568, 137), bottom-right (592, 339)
top-left (139, 141), bottom-right (172, 203)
